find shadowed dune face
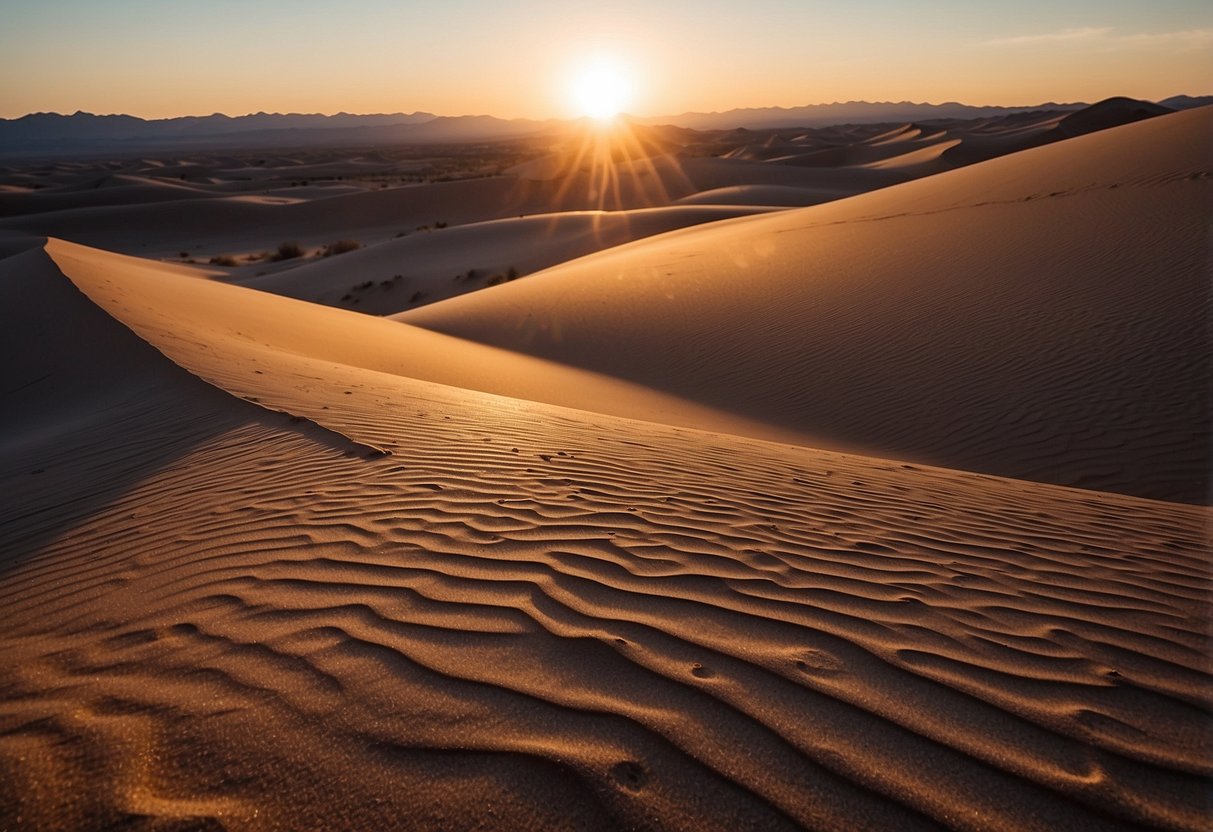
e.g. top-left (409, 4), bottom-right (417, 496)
top-left (401, 108), bottom-right (1213, 503)
top-left (0, 247), bottom-right (378, 575)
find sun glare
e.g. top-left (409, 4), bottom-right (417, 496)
top-left (570, 58), bottom-right (632, 121)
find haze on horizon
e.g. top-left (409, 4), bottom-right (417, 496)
top-left (1, 0), bottom-right (1211, 121)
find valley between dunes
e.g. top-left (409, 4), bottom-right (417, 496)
top-left (0, 103), bottom-right (1209, 830)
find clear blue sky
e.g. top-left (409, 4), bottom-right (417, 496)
top-left (1, 0), bottom-right (1209, 118)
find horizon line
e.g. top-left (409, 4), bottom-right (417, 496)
top-left (7, 93), bottom-right (1202, 123)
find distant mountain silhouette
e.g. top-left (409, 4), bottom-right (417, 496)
top-left (0, 111), bottom-right (436, 150)
top-left (1, 96), bottom-right (1206, 156)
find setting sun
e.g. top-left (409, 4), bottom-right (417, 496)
top-left (569, 57), bottom-right (632, 120)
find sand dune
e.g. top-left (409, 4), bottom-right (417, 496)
top-left (0, 175), bottom-right (210, 218)
top-left (242, 205), bottom-right (778, 314)
top-left (44, 237), bottom-right (814, 447)
top-left (1, 232), bottom-right (1209, 830)
top-left (707, 99), bottom-right (1169, 179)
top-left (401, 108), bottom-right (1212, 503)
top-left (674, 184), bottom-right (844, 207)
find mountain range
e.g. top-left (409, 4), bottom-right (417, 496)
top-left (1, 96), bottom-right (1209, 156)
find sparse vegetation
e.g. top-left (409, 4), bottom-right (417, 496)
top-left (320, 239), bottom-right (360, 257)
top-left (179, 251), bottom-right (190, 259)
top-left (434, 221), bottom-right (448, 229)
top-left (506, 266), bottom-right (520, 281)
top-left (209, 254), bottom-right (240, 267)
top-left (270, 241), bottom-right (305, 262)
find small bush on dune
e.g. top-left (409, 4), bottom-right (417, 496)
top-left (321, 239), bottom-right (360, 257)
top-left (209, 254), bottom-right (240, 267)
top-left (270, 241), bottom-right (305, 262)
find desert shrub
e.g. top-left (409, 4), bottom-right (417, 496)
top-left (209, 254), bottom-right (240, 267)
top-left (408, 290), bottom-right (427, 304)
top-left (506, 266), bottom-right (520, 281)
top-left (486, 274), bottom-right (505, 286)
top-left (271, 241), bottom-right (304, 261)
top-left (179, 251), bottom-right (190, 259)
top-left (434, 221), bottom-right (448, 229)
top-left (321, 239), bottom-right (360, 257)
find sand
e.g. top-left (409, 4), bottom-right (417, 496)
top-left (0, 105), bottom-right (1209, 830)
top-left (401, 107), bottom-right (1213, 503)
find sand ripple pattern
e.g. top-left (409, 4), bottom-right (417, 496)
top-left (1, 374), bottom-right (1208, 831)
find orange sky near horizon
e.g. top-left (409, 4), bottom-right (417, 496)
top-left (1, 0), bottom-right (1210, 120)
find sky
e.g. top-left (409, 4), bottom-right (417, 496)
top-left (1, 0), bottom-right (1210, 120)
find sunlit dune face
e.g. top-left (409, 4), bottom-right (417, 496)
top-left (569, 58), bottom-right (632, 121)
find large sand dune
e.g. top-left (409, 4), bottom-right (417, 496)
top-left (401, 107), bottom-right (1213, 503)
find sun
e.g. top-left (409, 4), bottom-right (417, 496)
top-left (569, 58), bottom-right (632, 121)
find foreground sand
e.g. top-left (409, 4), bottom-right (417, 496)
top-left (1, 242), bottom-right (1209, 830)
top-left (0, 106), bottom-right (1210, 830)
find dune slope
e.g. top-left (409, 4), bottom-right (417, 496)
top-left (0, 240), bottom-right (1209, 830)
top-left (401, 107), bottom-right (1213, 503)
top-left (242, 205), bottom-right (778, 315)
